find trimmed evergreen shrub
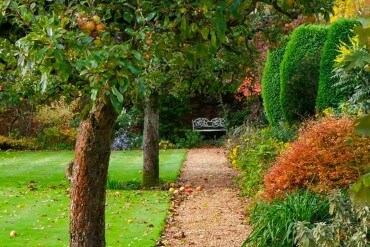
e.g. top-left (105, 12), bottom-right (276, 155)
top-left (280, 25), bottom-right (328, 123)
top-left (261, 36), bottom-right (289, 126)
top-left (316, 19), bottom-right (360, 111)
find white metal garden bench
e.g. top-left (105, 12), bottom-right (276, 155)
top-left (192, 117), bottom-right (226, 132)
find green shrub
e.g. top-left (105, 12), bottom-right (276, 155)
top-left (40, 126), bottom-right (77, 149)
top-left (233, 127), bottom-right (284, 198)
top-left (0, 135), bottom-right (38, 150)
top-left (243, 190), bottom-right (331, 247)
top-left (159, 95), bottom-right (191, 142)
top-left (159, 140), bottom-right (175, 150)
top-left (295, 191), bottom-right (370, 246)
top-left (175, 131), bottom-right (204, 148)
top-left (261, 36), bottom-right (289, 126)
top-left (115, 106), bottom-right (143, 133)
top-left (228, 124), bottom-right (297, 198)
top-left (107, 176), bottom-right (141, 190)
top-left (36, 97), bottom-right (78, 149)
top-left (316, 19), bottom-right (360, 111)
top-left (280, 25), bottom-right (328, 123)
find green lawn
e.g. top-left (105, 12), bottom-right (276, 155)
top-left (0, 149), bottom-right (186, 247)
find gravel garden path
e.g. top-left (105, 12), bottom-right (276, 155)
top-left (158, 148), bottom-right (250, 247)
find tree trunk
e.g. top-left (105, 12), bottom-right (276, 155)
top-left (69, 99), bottom-right (118, 247)
top-left (142, 93), bottom-right (160, 188)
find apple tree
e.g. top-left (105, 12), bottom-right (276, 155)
top-left (0, 0), bottom-right (149, 245)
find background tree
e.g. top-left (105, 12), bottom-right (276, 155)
top-left (330, 0), bottom-right (369, 23)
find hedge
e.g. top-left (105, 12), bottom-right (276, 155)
top-left (261, 36), bottom-right (289, 126)
top-left (280, 25), bottom-right (328, 123)
top-left (316, 19), bottom-right (360, 111)
top-left (0, 135), bottom-right (38, 150)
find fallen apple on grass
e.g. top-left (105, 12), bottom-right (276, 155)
top-left (10, 230), bottom-right (17, 238)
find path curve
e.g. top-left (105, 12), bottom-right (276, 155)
top-left (159, 148), bottom-right (250, 246)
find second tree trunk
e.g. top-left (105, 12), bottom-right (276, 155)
top-left (142, 93), bottom-right (160, 188)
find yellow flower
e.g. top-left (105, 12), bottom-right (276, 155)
top-left (357, 109), bottom-right (363, 116)
top-left (322, 108), bottom-right (334, 117)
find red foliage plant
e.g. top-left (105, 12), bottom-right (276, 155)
top-left (263, 116), bottom-right (370, 199)
top-left (236, 70), bottom-right (261, 101)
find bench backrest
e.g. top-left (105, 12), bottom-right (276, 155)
top-left (192, 117), bottom-right (225, 130)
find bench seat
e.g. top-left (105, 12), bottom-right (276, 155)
top-left (192, 118), bottom-right (226, 132)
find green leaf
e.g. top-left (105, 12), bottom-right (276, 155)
top-left (91, 89), bottom-right (98, 101)
top-left (354, 114), bottom-right (370, 136)
top-left (146, 12), bottom-right (156, 21)
top-left (345, 49), bottom-right (370, 70)
top-left (112, 86), bottom-right (123, 103)
top-left (349, 173), bottom-right (370, 206)
top-left (19, 5), bottom-right (27, 16)
top-left (36, 47), bottom-right (48, 61)
top-left (163, 16), bottom-right (170, 26)
top-left (132, 51), bottom-right (143, 62)
top-left (125, 28), bottom-right (136, 35)
top-left (110, 93), bottom-right (122, 114)
top-left (190, 22), bottom-right (198, 32)
top-left (215, 7), bottom-right (226, 42)
top-left (200, 27), bottom-right (209, 40)
top-left (123, 12), bottom-right (134, 23)
top-left (362, 173), bottom-right (370, 187)
top-left (47, 27), bottom-right (53, 37)
top-left (228, 0), bottom-right (241, 18)
top-left (210, 30), bottom-right (217, 48)
top-left (354, 26), bottom-right (370, 47)
top-left (56, 44), bottom-right (64, 50)
top-left (329, 202), bottom-right (335, 215)
top-left (180, 16), bottom-right (188, 33)
top-left (118, 76), bottom-right (129, 92)
top-left (30, 2), bottom-right (36, 10)
top-left (136, 14), bottom-right (144, 24)
top-left (3, 0), bottom-right (11, 8)
top-left (124, 62), bottom-right (140, 75)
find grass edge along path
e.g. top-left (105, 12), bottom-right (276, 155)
top-left (0, 149), bottom-right (186, 247)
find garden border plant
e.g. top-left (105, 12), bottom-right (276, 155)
top-left (264, 116), bottom-right (370, 199)
top-left (243, 190), bottom-right (330, 247)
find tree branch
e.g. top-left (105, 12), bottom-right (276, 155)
top-left (270, 0), bottom-right (299, 19)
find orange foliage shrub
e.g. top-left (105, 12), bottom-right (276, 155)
top-left (264, 116), bottom-right (370, 199)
